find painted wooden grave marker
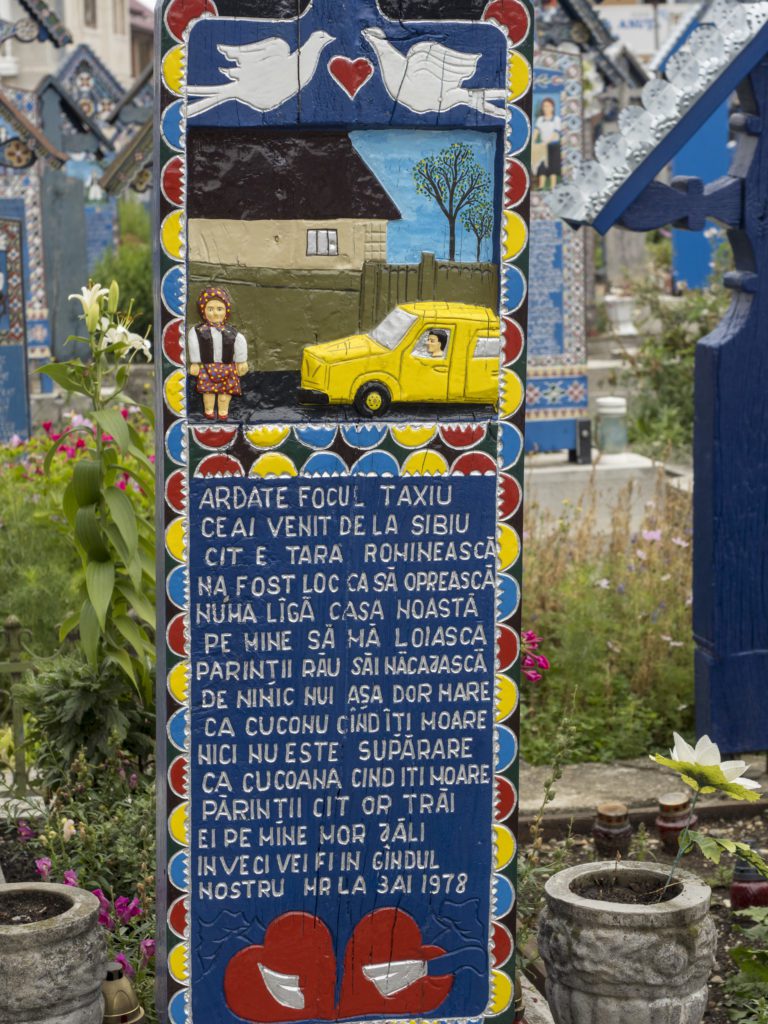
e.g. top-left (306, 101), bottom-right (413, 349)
top-left (155, 1), bottom-right (532, 1020)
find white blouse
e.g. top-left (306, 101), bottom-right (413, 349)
top-left (188, 326), bottom-right (248, 365)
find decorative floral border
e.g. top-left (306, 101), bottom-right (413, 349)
top-left (156, 3), bottom-right (531, 1021)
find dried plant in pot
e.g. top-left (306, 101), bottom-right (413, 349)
top-left (537, 861), bottom-right (716, 1024)
top-left (0, 882), bottom-right (107, 1024)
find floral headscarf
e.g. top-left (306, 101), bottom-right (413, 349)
top-left (197, 286), bottom-right (233, 327)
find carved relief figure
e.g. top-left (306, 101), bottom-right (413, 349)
top-left (188, 286), bottom-right (248, 420)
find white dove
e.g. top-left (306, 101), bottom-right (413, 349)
top-left (363, 27), bottom-right (505, 119)
top-left (187, 31), bottom-right (335, 117)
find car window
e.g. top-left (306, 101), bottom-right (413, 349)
top-left (412, 328), bottom-right (452, 359)
top-left (369, 308), bottom-right (419, 350)
top-left (473, 336), bottom-right (500, 359)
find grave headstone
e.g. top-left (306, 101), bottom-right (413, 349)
top-left (526, 49), bottom-right (589, 459)
top-left (155, 1), bottom-right (532, 1021)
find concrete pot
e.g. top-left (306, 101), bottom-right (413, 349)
top-left (603, 293), bottom-right (638, 337)
top-left (538, 861), bottom-right (716, 1024)
top-left (0, 883), bottom-right (107, 1023)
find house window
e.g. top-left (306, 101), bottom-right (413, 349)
top-left (113, 0), bottom-right (126, 34)
top-left (307, 229), bottom-right (339, 257)
top-left (84, 0), bottom-right (97, 27)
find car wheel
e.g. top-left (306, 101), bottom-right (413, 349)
top-left (354, 382), bottom-right (391, 418)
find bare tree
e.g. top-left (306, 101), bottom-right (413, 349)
top-left (413, 142), bottom-right (490, 261)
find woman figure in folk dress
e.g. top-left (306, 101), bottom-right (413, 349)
top-left (188, 286), bottom-right (249, 420)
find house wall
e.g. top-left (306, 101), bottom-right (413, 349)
top-left (188, 218), bottom-right (389, 272)
top-left (0, 0), bottom-right (133, 90)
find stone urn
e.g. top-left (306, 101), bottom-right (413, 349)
top-left (538, 862), bottom-right (716, 1024)
top-left (0, 883), bottom-right (107, 1023)
top-left (603, 291), bottom-right (638, 337)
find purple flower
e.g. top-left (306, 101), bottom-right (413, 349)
top-left (114, 952), bottom-right (135, 978)
top-left (535, 655), bottom-right (551, 670)
top-left (35, 857), bottom-right (51, 880)
top-left (128, 773), bottom-right (138, 790)
top-left (92, 889), bottom-right (115, 931)
top-left (17, 820), bottom-right (35, 842)
top-left (115, 896), bottom-right (142, 925)
top-left (523, 669), bottom-right (543, 683)
top-left (63, 869), bottom-right (78, 887)
top-left (642, 529), bottom-right (662, 542)
top-left (140, 938), bottom-right (157, 964)
top-left (522, 654), bottom-right (536, 668)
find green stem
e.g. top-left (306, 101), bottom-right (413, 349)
top-left (661, 789), bottom-right (700, 898)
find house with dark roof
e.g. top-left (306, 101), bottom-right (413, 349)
top-left (187, 130), bottom-right (401, 273)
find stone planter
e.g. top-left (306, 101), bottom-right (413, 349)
top-left (604, 293), bottom-right (638, 337)
top-left (0, 883), bottom-right (107, 1023)
top-left (538, 862), bottom-right (716, 1024)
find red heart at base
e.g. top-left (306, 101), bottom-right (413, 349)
top-left (225, 913), bottom-right (336, 1022)
top-left (339, 909), bottom-right (452, 1017)
top-left (329, 57), bottom-right (374, 99)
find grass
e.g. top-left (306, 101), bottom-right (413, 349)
top-left (522, 472), bottom-right (694, 764)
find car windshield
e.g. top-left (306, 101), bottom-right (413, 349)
top-left (369, 308), bottom-right (418, 350)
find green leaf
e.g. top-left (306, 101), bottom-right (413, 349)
top-left (58, 609), bottom-right (80, 642)
top-left (75, 506), bottom-right (110, 562)
top-left (115, 581), bottom-right (155, 628)
top-left (108, 644), bottom-right (138, 687)
top-left (113, 614), bottom-right (148, 655)
top-left (79, 599), bottom-right (100, 666)
top-left (105, 487), bottom-right (138, 556)
top-left (62, 482), bottom-right (79, 527)
top-left (86, 559), bottom-right (115, 629)
top-left (683, 831), bottom-right (724, 864)
top-left (138, 402), bottom-right (155, 427)
top-left (72, 459), bottom-right (102, 507)
top-left (94, 408), bottom-right (130, 452)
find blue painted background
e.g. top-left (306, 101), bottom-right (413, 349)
top-left (188, 475), bottom-right (497, 1022)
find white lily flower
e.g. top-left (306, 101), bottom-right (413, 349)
top-left (68, 283), bottom-right (109, 315)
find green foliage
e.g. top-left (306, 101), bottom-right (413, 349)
top-left (682, 832), bottom-right (768, 873)
top-left (627, 239), bottom-right (731, 460)
top-left (0, 433), bottom-right (80, 653)
top-left (461, 198), bottom-right (494, 261)
top-left (25, 753), bottom-right (158, 1022)
top-left (92, 201), bottom-right (153, 336)
top-left (522, 480), bottom-right (694, 763)
top-left (413, 142), bottom-right (490, 260)
top-left (40, 282), bottom-right (156, 704)
top-left (725, 908), bottom-right (768, 1022)
top-left (15, 652), bottom-right (154, 789)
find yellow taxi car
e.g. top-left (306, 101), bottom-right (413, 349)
top-left (299, 302), bottom-right (500, 416)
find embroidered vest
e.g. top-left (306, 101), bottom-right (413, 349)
top-left (196, 323), bottom-right (238, 364)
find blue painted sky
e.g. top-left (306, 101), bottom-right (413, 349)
top-left (350, 129), bottom-right (499, 264)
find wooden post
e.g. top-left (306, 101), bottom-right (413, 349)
top-left (2, 615), bottom-right (28, 797)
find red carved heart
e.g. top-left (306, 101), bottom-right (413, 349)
top-left (224, 913), bottom-right (336, 1022)
top-left (329, 57), bottom-right (374, 99)
top-left (338, 909), bottom-right (452, 1017)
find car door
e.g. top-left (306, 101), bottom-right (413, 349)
top-left (464, 331), bottom-right (500, 401)
top-left (398, 324), bottom-right (453, 402)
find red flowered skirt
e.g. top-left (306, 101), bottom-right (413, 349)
top-left (196, 362), bottom-right (242, 396)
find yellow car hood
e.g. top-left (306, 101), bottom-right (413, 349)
top-left (305, 335), bottom-right (385, 364)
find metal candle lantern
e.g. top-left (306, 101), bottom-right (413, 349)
top-left (655, 791), bottom-right (697, 854)
top-left (731, 844), bottom-right (768, 910)
top-left (592, 801), bottom-right (633, 858)
top-left (102, 962), bottom-right (145, 1024)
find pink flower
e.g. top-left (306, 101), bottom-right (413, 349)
top-left (42, 421), bottom-right (53, 433)
top-left (49, 432), bottom-right (61, 442)
top-left (114, 952), bottom-right (135, 978)
top-left (92, 889), bottom-right (115, 931)
top-left (522, 654), bottom-right (536, 668)
top-left (120, 408), bottom-right (130, 419)
top-left (63, 869), bottom-right (78, 887)
top-left (149, 455), bottom-right (156, 464)
top-left (75, 438), bottom-right (86, 449)
top-left (642, 529), bottom-right (662, 542)
top-left (17, 820), bottom-right (35, 842)
top-left (636, 549), bottom-right (647, 561)
top-left (116, 479), bottom-right (127, 490)
top-left (35, 857), bottom-right (51, 880)
top-left (523, 669), bottom-right (543, 682)
top-left (9, 433), bottom-right (23, 448)
top-left (115, 896), bottom-right (142, 925)
top-left (101, 433), bottom-right (114, 443)
top-left (140, 938), bottom-right (156, 964)
top-left (129, 773), bottom-right (138, 790)
top-left (535, 655), bottom-right (551, 670)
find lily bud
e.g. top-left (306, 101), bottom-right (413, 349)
top-left (85, 301), bottom-right (101, 334)
top-left (108, 280), bottom-right (120, 314)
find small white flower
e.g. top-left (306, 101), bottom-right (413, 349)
top-left (62, 817), bottom-right (76, 842)
top-left (670, 732), bottom-right (761, 789)
top-left (68, 284), bottom-right (108, 316)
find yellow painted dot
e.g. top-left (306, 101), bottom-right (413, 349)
top-left (250, 453), bottom-right (298, 478)
top-left (508, 52), bottom-right (531, 101)
top-left (503, 211), bottom-right (527, 262)
top-left (168, 942), bottom-right (189, 983)
top-left (494, 824), bottom-right (516, 869)
top-left (166, 518), bottom-right (186, 562)
top-left (162, 46), bottom-right (185, 95)
top-left (164, 368), bottom-right (185, 416)
top-left (500, 369), bottom-right (524, 418)
top-left (495, 674), bottom-right (519, 721)
top-left (497, 524), bottom-right (520, 572)
top-left (169, 802), bottom-right (189, 845)
top-left (168, 662), bottom-right (189, 704)
top-left (245, 425), bottom-right (291, 450)
top-left (161, 210), bottom-right (184, 261)
top-left (490, 970), bottom-right (514, 1015)
top-left (402, 450), bottom-right (448, 476)
top-left (391, 424), bottom-right (437, 448)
